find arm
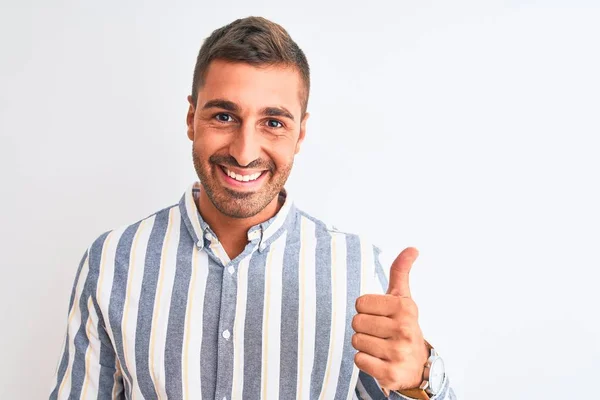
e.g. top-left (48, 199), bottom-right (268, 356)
top-left (49, 243), bottom-right (124, 400)
top-left (352, 245), bottom-right (456, 400)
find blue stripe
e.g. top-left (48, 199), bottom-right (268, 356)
top-left (96, 307), bottom-right (118, 397)
top-left (358, 370), bottom-right (387, 400)
top-left (134, 209), bottom-right (170, 400)
top-left (310, 224), bottom-right (333, 398)
top-left (108, 221), bottom-right (142, 396)
top-left (69, 232), bottom-right (110, 398)
top-left (278, 215), bottom-right (301, 399)
top-left (164, 222), bottom-right (194, 399)
top-left (334, 233), bottom-right (363, 400)
top-left (200, 258), bottom-right (223, 399)
top-left (242, 249), bottom-right (267, 399)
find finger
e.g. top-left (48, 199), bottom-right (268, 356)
top-left (355, 295), bottom-right (417, 319)
top-left (387, 247), bottom-right (419, 298)
top-left (355, 294), bottom-right (398, 316)
top-left (354, 351), bottom-right (405, 388)
top-left (352, 314), bottom-right (396, 338)
top-left (351, 333), bottom-right (392, 361)
top-left (354, 351), bottom-right (389, 378)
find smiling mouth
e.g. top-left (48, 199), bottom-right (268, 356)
top-left (219, 165), bottom-right (267, 182)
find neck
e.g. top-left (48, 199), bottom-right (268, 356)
top-left (197, 190), bottom-right (282, 259)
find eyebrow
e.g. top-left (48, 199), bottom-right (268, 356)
top-left (261, 106), bottom-right (295, 122)
top-left (202, 99), bottom-right (240, 113)
top-left (202, 99), bottom-right (295, 122)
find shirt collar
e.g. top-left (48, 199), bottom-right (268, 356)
top-left (178, 181), bottom-right (295, 252)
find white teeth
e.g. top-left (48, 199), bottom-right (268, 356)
top-left (225, 168), bottom-right (262, 182)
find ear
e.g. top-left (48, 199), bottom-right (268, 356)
top-left (295, 112), bottom-right (310, 154)
top-left (186, 95), bottom-right (196, 141)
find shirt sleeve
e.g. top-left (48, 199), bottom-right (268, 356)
top-left (352, 245), bottom-right (457, 400)
top-left (49, 243), bottom-right (124, 400)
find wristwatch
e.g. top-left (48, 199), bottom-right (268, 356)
top-left (394, 342), bottom-right (446, 400)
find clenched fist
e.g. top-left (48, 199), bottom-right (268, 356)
top-left (352, 247), bottom-right (429, 393)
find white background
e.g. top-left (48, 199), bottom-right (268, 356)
top-left (1, 0), bottom-right (599, 399)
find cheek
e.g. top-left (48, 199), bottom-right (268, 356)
top-left (193, 129), bottom-right (225, 156)
top-left (267, 142), bottom-right (296, 168)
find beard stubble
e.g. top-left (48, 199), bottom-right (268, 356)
top-left (192, 149), bottom-right (293, 219)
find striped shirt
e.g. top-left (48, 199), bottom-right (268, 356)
top-left (50, 182), bottom-right (454, 400)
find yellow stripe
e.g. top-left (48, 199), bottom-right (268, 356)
top-left (319, 234), bottom-right (337, 400)
top-left (121, 218), bottom-right (148, 373)
top-left (183, 245), bottom-right (199, 400)
top-left (80, 297), bottom-right (95, 399)
top-left (297, 217), bottom-right (306, 400)
top-left (149, 208), bottom-right (175, 392)
top-left (261, 248), bottom-right (276, 399)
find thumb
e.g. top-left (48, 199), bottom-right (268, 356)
top-left (386, 247), bottom-right (419, 298)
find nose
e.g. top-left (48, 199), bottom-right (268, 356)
top-left (229, 122), bottom-right (262, 167)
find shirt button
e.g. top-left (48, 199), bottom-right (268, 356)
top-left (196, 241), bottom-right (202, 248)
top-left (204, 232), bottom-right (213, 240)
top-left (227, 266), bottom-right (235, 275)
top-left (222, 330), bottom-right (231, 340)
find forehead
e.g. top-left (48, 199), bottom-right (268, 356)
top-left (199, 59), bottom-right (303, 116)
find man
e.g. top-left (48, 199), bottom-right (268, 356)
top-left (50, 17), bottom-right (455, 400)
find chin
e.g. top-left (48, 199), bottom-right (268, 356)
top-left (215, 201), bottom-right (263, 219)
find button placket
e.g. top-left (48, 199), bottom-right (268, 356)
top-left (215, 259), bottom-right (238, 400)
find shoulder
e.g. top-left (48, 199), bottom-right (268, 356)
top-left (294, 207), bottom-right (382, 255)
top-left (294, 207), bottom-right (387, 292)
top-left (84, 203), bottom-right (179, 273)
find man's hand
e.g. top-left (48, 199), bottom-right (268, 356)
top-left (352, 247), bottom-right (429, 392)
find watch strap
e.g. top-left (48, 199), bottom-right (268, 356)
top-left (395, 388), bottom-right (430, 400)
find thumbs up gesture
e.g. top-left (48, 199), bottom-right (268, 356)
top-left (352, 247), bottom-right (429, 392)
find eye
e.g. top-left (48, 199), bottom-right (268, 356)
top-left (215, 113), bottom-right (234, 122)
top-left (266, 119), bottom-right (283, 128)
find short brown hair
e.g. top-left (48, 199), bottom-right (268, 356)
top-left (191, 17), bottom-right (310, 115)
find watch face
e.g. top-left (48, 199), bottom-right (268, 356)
top-left (429, 357), bottom-right (446, 394)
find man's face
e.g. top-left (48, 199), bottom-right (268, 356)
top-left (187, 59), bottom-right (308, 219)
